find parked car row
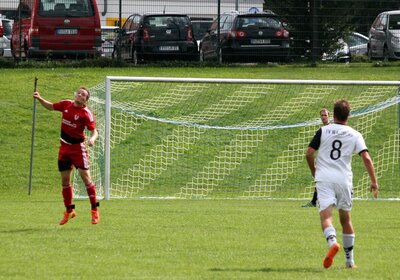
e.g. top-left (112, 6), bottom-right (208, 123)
top-left (109, 10), bottom-right (291, 64)
top-left (325, 9), bottom-right (400, 62)
top-left (3, 5), bottom-right (400, 62)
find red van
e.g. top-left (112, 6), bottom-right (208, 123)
top-left (12, 0), bottom-right (101, 59)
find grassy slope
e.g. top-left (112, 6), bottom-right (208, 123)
top-left (2, 64), bottom-right (399, 194)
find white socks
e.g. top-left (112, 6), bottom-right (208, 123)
top-left (343, 233), bottom-right (355, 266)
top-left (324, 226), bottom-right (337, 247)
top-left (324, 226), bottom-right (355, 266)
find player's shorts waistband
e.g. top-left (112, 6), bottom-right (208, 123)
top-left (60, 138), bottom-right (84, 145)
top-left (60, 130), bottom-right (84, 145)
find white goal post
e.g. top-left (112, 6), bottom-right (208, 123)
top-left (73, 77), bottom-right (400, 200)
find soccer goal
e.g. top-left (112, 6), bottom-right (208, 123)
top-left (72, 77), bottom-right (400, 200)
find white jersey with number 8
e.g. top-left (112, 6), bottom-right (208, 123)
top-left (309, 123), bottom-right (368, 185)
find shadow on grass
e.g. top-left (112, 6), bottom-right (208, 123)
top-left (0, 225), bottom-right (84, 234)
top-left (0, 228), bottom-right (47, 234)
top-left (209, 267), bottom-right (322, 273)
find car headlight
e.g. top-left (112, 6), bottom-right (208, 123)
top-left (391, 36), bottom-right (400, 46)
top-left (337, 45), bottom-right (349, 55)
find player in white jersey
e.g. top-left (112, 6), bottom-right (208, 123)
top-left (305, 99), bottom-right (379, 269)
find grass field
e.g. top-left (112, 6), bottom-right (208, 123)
top-left (1, 64), bottom-right (399, 279)
top-left (1, 196), bottom-right (400, 279)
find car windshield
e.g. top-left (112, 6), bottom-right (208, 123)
top-left (192, 21), bottom-right (212, 40)
top-left (39, 0), bottom-right (95, 17)
top-left (388, 14), bottom-right (400, 30)
top-left (144, 16), bottom-right (189, 28)
top-left (237, 16), bottom-right (281, 29)
top-left (345, 34), bottom-right (368, 47)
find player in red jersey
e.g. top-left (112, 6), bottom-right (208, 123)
top-left (33, 87), bottom-right (100, 225)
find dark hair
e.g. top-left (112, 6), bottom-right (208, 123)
top-left (334, 99), bottom-right (350, 122)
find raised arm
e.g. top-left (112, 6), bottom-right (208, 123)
top-left (360, 151), bottom-right (379, 198)
top-left (33, 91), bottom-right (54, 111)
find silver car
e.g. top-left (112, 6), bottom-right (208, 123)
top-left (347, 32), bottom-right (369, 55)
top-left (368, 10), bottom-right (400, 60)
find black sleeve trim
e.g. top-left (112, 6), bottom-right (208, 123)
top-left (309, 128), bottom-right (322, 150)
top-left (358, 149), bottom-right (369, 155)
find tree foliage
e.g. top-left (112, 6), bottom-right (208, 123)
top-left (264, 0), bottom-right (400, 55)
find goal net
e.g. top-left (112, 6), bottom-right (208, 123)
top-left (73, 77), bottom-right (400, 200)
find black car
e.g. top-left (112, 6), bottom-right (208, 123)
top-left (113, 13), bottom-right (198, 64)
top-left (199, 11), bottom-right (291, 63)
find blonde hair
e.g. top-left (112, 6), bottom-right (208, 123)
top-left (320, 108), bottom-right (329, 115)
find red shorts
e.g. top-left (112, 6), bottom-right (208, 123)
top-left (58, 142), bottom-right (90, 171)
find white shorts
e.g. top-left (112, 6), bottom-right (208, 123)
top-left (316, 181), bottom-right (353, 212)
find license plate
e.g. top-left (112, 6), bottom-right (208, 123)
top-left (251, 39), bottom-right (270, 44)
top-left (56, 28), bottom-right (78, 35)
top-left (159, 46), bottom-right (179, 51)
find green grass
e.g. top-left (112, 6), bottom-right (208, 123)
top-left (1, 64), bottom-right (400, 279)
top-left (1, 196), bottom-right (399, 279)
top-left (2, 63), bottom-right (398, 194)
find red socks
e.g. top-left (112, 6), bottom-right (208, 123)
top-left (86, 182), bottom-right (98, 209)
top-left (62, 183), bottom-right (98, 212)
top-left (62, 185), bottom-right (73, 212)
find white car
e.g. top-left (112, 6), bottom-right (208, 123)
top-left (0, 17), bottom-right (13, 58)
top-left (346, 32), bottom-right (368, 55)
top-left (322, 38), bottom-right (350, 62)
top-left (101, 26), bottom-right (118, 58)
top-left (322, 32), bottom-right (368, 62)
